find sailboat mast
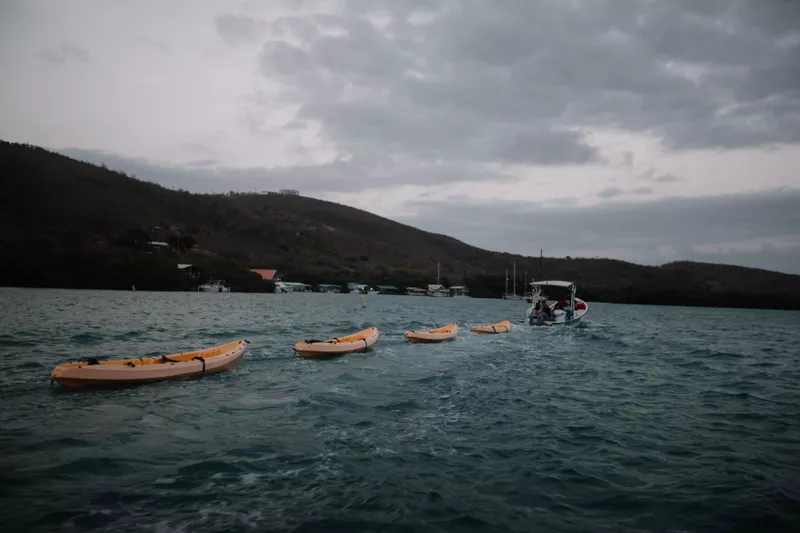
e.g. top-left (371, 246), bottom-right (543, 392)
top-left (505, 269), bottom-right (508, 297)
top-left (437, 262), bottom-right (440, 285)
top-left (513, 262), bottom-right (516, 296)
top-left (540, 249), bottom-right (543, 279)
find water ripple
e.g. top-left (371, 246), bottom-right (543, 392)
top-left (0, 289), bottom-right (799, 532)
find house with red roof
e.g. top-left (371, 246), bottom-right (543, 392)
top-left (250, 269), bottom-right (278, 281)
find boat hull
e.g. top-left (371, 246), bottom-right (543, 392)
top-left (426, 291), bottom-right (450, 297)
top-left (51, 340), bottom-right (247, 388)
top-left (537, 316), bottom-right (585, 327)
top-left (406, 324), bottom-right (458, 343)
top-left (294, 328), bottom-right (379, 358)
top-left (199, 286), bottom-right (230, 292)
top-left (530, 300), bottom-right (589, 327)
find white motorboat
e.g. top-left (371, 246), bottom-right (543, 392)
top-left (450, 285), bottom-right (469, 297)
top-left (524, 280), bottom-right (588, 327)
top-left (347, 282), bottom-right (368, 294)
top-left (317, 284), bottom-right (341, 293)
top-left (199, 280), bottom-right (230, 293)
top-left (275, 281), bottom-right (312, 293)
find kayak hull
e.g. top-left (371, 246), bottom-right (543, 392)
top-left (406, 323), bottom-right (458, 343)
top-left (471, 320), bottom-right (512, 334)
top-left (51, 340), bottom-right (247, 388)
top-left (294, 327), bottom-right (379, 358)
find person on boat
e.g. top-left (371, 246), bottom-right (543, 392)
top-left (528, 302), bottom-right (540, 325)
top-left (561, 299), bottom-right (572, 319)
top-left (530, 302), bottom-right (551, 326)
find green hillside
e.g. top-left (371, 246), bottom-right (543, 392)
top-left (2, 140), bottom-right (799, 309)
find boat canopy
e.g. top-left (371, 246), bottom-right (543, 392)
top-left (530, 280), bottom-right (574, 288)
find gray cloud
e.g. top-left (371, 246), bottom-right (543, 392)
top-left (140, 38), bottom-right (170, 51)
top-left (622, 151), bottom-right (634, 169)
top-left (56, 147), bottom-right (516, 193)
top-left (187, 158), bottom-right (219, 167)
top-left (215, 14), bottom-right (266, 44)
top-left (398, 188), bottom-right (800, 274)
top-left (598, 187), bottom-right (623, 199)
top-left (599, 186), bottom-right (655, 197)
top-left (40, 45), bottom-right (90, 64)
top-left (639, 169), bottom-right (681, 183)
top-left (256, 8), bottom-right (603, 167)
top-left (253, 0), bottom-right (800, 169)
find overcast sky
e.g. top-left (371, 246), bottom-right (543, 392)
top-left (1, 0), bottom-right (799, 273)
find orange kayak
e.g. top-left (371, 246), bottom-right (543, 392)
top-left (51, 340), bottom-right (247, 388)
top-left (405, 323), bottom-right (458, 343)
top-left (471, 320), bottom-right (512, 334)
top-left (294, 327), bottom-right (379, 358)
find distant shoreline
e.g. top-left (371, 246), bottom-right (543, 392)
top-left (2, 285), bottom-right (798, 311)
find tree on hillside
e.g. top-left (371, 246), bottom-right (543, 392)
top-left (115, 228), bottom-right (151, 247)
top-left (180, 234), bottom-right (197, 250)
top-left (167, 234), bottom-right (197, 251)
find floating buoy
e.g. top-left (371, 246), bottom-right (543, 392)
top-left (361, 295), bottom-right (366, 308)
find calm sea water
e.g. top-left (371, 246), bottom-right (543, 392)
top-left (1, 288), bottom-right (799, 533)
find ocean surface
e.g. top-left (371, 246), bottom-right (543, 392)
top-left (1, 288), bottom-right (799, 533)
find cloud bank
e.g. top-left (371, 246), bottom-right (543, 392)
top-left (1, 0), bottom-right (799, 272)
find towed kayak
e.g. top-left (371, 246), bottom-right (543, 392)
top-left (471, 320), bottom-right (512, 334)
top-left (406, 323), bottom-right (458, 343)
top-left (294, 327), bottom-right (379, 358)
top-left (51, 340), bottom-right (247, 388)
